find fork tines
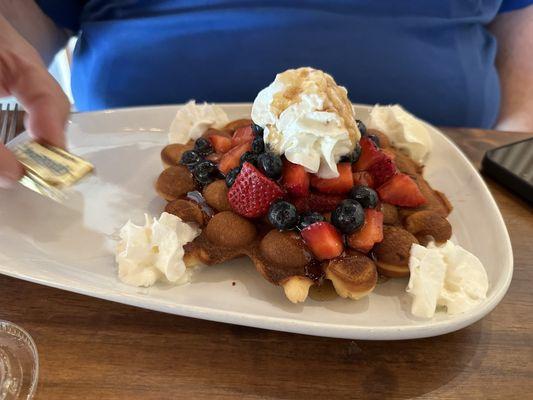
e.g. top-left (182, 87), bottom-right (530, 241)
top-left (0, 103), bottom-right (20, 145)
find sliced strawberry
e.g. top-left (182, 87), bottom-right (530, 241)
top-left (204, 128), bottom-right (232, 139)
top-left (352, 171), bottom-right (375, 188)
top-left (353, 137), bottom-right (386, 171)
top-left (208, 134), bottom-right (233, 154)
top-left (218, 142), bottom-right (252, 175)
top-left (347, 209), bottom-right (384, 253)
top-left (291, 192), bottom-right (344, 213)
top-left (227, 162), bottom-right (284, 218)
top-left (301, 222), bottom-right (344, 260)
top-left (231, 125), bottom-right (254, 147)
top-left (367, 157), bottom-right (397, 187)
top-left (206, 153), bottom-right (222, 163)
top-left (310, 163), bottom-right (353, 194)
top-left (282, 160), bottom-right (310, 197)
top-left (377, 173), bottom-right (426, 207)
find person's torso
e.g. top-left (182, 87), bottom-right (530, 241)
top-left (71, 0), bottom-right (503, 128)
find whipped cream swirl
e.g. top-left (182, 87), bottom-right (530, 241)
top-left (251, 68), bottom-right (360, 178)
top-left (115, 212), bottom-right (200, 287)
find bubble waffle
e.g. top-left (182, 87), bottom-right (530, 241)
top-left (155, 117), bottom-right (453, 303)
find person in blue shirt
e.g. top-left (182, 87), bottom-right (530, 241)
top-left (0, 0), bottom-right (532, 186)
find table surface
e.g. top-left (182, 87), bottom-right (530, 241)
top-left (1, 119), bottom-right (532, 399)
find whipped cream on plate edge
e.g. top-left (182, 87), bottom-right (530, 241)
top-left (116, 212), bottom-right (200, 287)
top-left (407, 241), bottom-right (489, 318)
top-left (169, 100), bottom-right (229, 144)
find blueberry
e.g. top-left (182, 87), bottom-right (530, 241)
top-left (340, 143), bottom-right (362, 163)
top-left (268, 201), bottom-right (299, 230)
top-left (193, 160), bottom-right (217, 185)
top-left (240, 151), bottom-right (258, 166)
top-left (252, 136), bottom-right (265, 154)
top-left (252, 123), bottom-right (264, 136)
top-left (368, 134), bottom-right (380, 147)
top-left (356, 119), bottom-right (367, 136)
top-left (225, 167), bottom-right (241, 188)
top-left (194, 137), bottom-right (214, 156)
top-left (297, 212), bottom-right (325, 231)
top-left (180, 150), bottom-right (201, 167)
top-left (257, 152), bottom-right (282, 180)
top-left (331, 199), bottom-right (365, 234)
top-left (349, 185), bottom-right (378, 208)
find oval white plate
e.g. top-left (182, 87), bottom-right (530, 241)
top-left (0, 104), bottom-right (512, 340)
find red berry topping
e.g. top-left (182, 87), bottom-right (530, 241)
top-left (377, 173), bottom-right (426, 207)
top-left (310, 163), bottom-right (353, 194)
top-left (208, 134), bottom-right (233, 154)
top-left (367, 157), bottom-right (397, 187)
top-left (218, 141), bottom-right (252, 174)
top-left (231, 125), bottom-right (254, 147)
top-left (353, 137), bottom-right (386, 171)
top-left (227, 162), bottom-right (284, 218)
top-left (291, 192), bottom-right (345, 213)
top-left (301, 221), bottom-right (344, 260)
top-left (347, 209), bottom-right (384, 253)
top-left (282, 160), bottom-right (310, 197)
top-left (352, 171), bottom-right (375, 188)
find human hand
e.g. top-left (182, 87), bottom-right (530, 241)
top-left (0, 14), bottom-right (70, 188)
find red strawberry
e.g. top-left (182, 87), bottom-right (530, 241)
top-left (367, 157), bottom-right (397, 187)
top-left (352, 171), bottom-right (375, 188)
top-left (218, 142), bottom-right (252, 174)
top-left (347, 209), bottom-right (384, 253)
top-left (231, 125), bottom-right (254, 147)
top-left (208, 134), bottom-right (233, 154)
top-left (310, 163), bottom-right (353, 194)
top-left (282, 160), bottom-right (310, 197)
top-left (301, 222), bottom-right (344, 260)
top-left (377, 173), bottom-right (426, 207)
top-left (353, 137), bottom-right (386, 171)
top-left (227, 162), bottom-right (284, 218)
top-left (291, 192), bottom-right (344, 213)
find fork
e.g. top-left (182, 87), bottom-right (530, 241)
top-left (0, 103), bottom-right (20, 145)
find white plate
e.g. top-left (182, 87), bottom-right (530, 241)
top-left (0, 104), bottom-right (512, 340)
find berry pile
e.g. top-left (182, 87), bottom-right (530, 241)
top-left (182, 119), bottom-right (427, 262)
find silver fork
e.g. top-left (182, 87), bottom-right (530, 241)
top-left (0, 103), bottom-right (20, 145)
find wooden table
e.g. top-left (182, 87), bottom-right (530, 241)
top-left (1, 124), bottom-right (532, 400)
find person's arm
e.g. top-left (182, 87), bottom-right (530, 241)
top-left (0, 3), bottom-right (70, 187)
top-left (490, 5), bottom-right (533, 132)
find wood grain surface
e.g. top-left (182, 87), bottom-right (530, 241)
top-left (1, 121), bottom-right (532, 400)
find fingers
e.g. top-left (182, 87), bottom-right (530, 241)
top-left (9, 61), bottom-right (70, 148)
top-left (0, 143), bottom-right (23, 188)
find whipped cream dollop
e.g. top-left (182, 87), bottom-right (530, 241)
top-left (115, 212), bottom-right (200, 287)
top-left (365, 105), bottom-right (432, 164)
top-left (251, 67), bottom-right (360, 178)
top-left (407, 241), bottom-right (489, 318)
top-left (169, 100), bottom-right (229, 144)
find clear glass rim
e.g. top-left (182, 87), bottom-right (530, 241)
top-left (0, 320), bottom-right (39, 399)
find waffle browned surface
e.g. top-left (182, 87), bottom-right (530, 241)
top-left (1, 113), bottom-right (532, 400)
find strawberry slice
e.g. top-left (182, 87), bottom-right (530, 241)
top-left (352, 171), bottom-right (375, 188)
top-left (301, 222), bottom-right (344, 260)
top-left (218, 142), bottom-right (252, 175)
top-left (208, 134), bottom-right (233, 154)
top-left (231, 125), bottom-right (254, 147)
top-left (347, 209), bottom-right (384, 253)
top-left (367, 157), bottom-right (397, 187)
top-left (292, 192), bottom-right (344, 213)
top-left (227, 162), bottom-right (284, 218)
top-left (310, 163), bottom-right (353, 194)
top-left (282, 160), bottom-right (310, 197)
top-left (377, 173), bottom-right (426, 207)
top-left (353, 137), bottom-right (386, 171)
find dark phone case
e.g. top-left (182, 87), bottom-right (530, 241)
top-left (481, 137), bottom-right (533, 204)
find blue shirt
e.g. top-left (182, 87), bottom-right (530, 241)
top-left (37, 0), bottom-right (532, 128)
